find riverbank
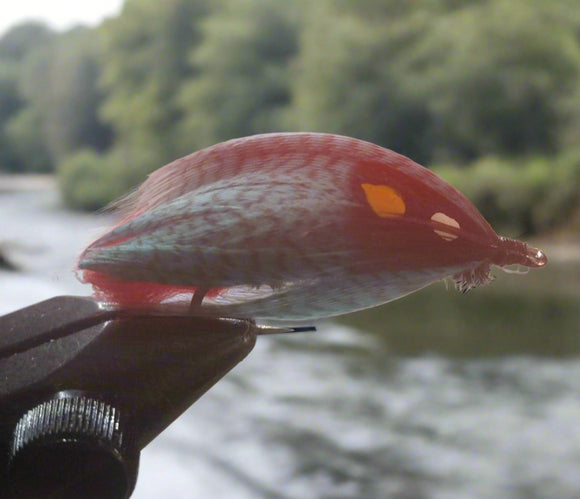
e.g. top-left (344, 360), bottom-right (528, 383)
top-left (2, 173), bottom-right (579, 264)
top-left (0, 174), bottom-right (56, 192)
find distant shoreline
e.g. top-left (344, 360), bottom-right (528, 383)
top-left (0, 174), bottom-right (57, 192)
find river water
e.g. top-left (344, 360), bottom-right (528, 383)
top-left (1, 186), bottom-right (579, 498)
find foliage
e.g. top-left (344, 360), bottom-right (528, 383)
top-left (58, 149), bottom-right (139, 211)
top-left (0, 76), bottom-right (21, 170)
top-left (4, 108), bottom-right (52, 172)
top-left (177, 0), bottom-right (302, 151)
top-left (403, 0), bottom-right (580, 162)
top-left (287, 1), bottom-right (435, 163)
top-left (0, 22), bottom-right (54, 62)
top-left (0, 25), bottom-right (111, 172)
top-left (0, 0), bottom-right (578, 233)
top-left (434, 154), bottom-right (580, 236)
top-left (98, 0), bottom-right (213, 173)
top-left (0, 23), bottom-right (56, 171)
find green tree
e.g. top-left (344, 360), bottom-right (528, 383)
top-left (45, 29), bottom-right (112, 163)
top-left (99, 0), bottom-right (213, 177)
top-left (177, 0), bottom-right (302, 151)
top-left (403, 0), bottom-right (580, 161)
top-left (287, 1), bottom-right (434, 163)
top-left (5, 28), bottom-right (112, 171)
top-left (45, 29), bottom-right (113, 162)
top-left (0, 22), bottom-right (54, 63)
top-left (0, 23), bottom-right (55, 171)
top-left (0, 71), bottom-right (23, 171)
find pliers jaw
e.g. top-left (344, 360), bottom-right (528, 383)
top-left (0, 296), bottom-right (258, 498)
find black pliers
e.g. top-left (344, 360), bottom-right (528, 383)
top-left (0, 296), bottom-right (312, 498)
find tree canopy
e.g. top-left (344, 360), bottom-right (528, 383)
top-left (0, 0), bottom-right (578, 233)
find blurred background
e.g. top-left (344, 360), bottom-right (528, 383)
top-left (0, 0), bottom-right (579, 498)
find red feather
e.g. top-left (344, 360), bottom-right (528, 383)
top-left (77, 133), bottom-right (547, 319)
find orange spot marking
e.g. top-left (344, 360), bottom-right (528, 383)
top-left (361, 183), bottom-right (406, 218)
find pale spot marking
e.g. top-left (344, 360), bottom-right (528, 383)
top-left (431, 212), bottom-right (460, 241)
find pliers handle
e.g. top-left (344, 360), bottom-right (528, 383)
top-left (0, 296), bottom-right (310, 498)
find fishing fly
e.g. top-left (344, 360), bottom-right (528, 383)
top-left (77, 133), bottom-right (547, 320)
